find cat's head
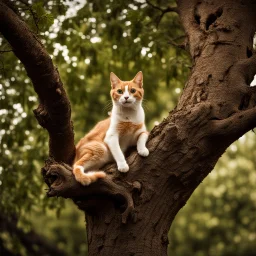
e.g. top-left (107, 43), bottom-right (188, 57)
top-left (110, 71), bottom-right (144, 107)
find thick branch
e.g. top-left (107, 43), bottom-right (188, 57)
top-left (210, 107), bottom-right (256, 141)
top-left (0, 0), bottom-right (75, 164)
top-left (42, 159), bottom-right (135, 223)
top-left (232, 54), bottom-right (256, 86)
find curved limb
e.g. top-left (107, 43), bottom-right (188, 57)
top-left (42, 159), bottom-right (135, 223)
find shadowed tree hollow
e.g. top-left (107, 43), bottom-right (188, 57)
top-left (1, 0), bottom-right (256, 255)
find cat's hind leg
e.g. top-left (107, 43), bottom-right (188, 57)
top-left (73, 164), bottom-right (106, 186)
top-left (73, 143), bottom-right (107, 186)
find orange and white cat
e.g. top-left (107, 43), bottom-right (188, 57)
top-left (73, 71), bottom-right (149, 185)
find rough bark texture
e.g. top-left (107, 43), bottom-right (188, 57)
top-left (1, 0), bottom-right (256, 255)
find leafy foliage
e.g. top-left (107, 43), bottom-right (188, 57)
top-left (0, 0), bottom-right (255, 255)
top-left (169, 132), bottom-right (256, 256)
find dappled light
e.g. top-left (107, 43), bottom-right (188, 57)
top-left (1, 0), bottom-right (256, 255)
top-left (169, 132), bottom-right (256, 256)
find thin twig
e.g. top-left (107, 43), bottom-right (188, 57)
top-left (146, 0), bottom-right (178, 27)
top-left (17, 0), bottom-right (39, 34)
top-left (168, 35), bottom-right (187, 50)
top-left (0, 49), bottom-right (12, 53)
top-left (0, 58), bottom-right (7, 77)
top-left (168, 40), bottom-right (185, 49)
top-left (146, 0), bottom-right (163, 12)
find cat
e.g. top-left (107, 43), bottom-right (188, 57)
top-left (73, 71), bottom-right (149, 186)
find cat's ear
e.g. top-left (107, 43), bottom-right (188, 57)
top-left (133, 71), bottom-right (143, 88)
top-left (110, 72), bottom-right (121, 89)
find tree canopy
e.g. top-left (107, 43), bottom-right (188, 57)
top-left (0, 0), bottom-right (256, 255)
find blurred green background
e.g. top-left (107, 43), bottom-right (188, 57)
top-left (0, 1), bottom-right (255, 255)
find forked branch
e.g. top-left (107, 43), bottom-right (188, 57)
top-left (146, 0), bottom-right (178, 27)
top-left (42, 159), bottom-right (135, 223)
top-left (146, 0), bottom-right (178, 13)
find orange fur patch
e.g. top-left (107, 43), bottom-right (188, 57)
top-left (74, 118), bottom-right (110, 164)
top-left (73, 167), bottom-right (106, 185)
top-left (117, 122), bottom-right (143, 136)
top-left (110, 80), bottom-right (144, 102)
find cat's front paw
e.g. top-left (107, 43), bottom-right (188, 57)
top-left (117, 161), bottom-right (129, 173)
top-left (138, 147), bottom-right (149, 157)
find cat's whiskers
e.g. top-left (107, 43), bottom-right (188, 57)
top-left (142, 99), bottom-right (150, 112)
top-left (120, 105), bottom-right (124, 116)
top-left (103, 100), bottom-right (113, 113)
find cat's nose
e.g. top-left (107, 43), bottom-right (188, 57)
top-left (124, 97), bottom-right (129, 100)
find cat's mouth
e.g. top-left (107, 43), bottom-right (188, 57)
top-left (122, 101), bottom-right (133, 106)
top-left (119, 99), bottom-right (135, 106)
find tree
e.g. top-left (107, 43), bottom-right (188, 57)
top-left (1, 0), bottom-right (256, 255)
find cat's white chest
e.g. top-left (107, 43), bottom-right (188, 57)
top-left (116, 105), bottom-right (145, 123)
top-left (104, 103), bottom-right (146, 157)
top-left (122, 111), bottom-right (138, 122)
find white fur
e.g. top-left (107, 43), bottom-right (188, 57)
top-left (137, 132), bottom-right (149, 157)
top-left (104, 90), bottom-right (148, 172)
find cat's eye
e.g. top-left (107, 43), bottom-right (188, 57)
top-left (130, 88), bottom-right (136, 93)
top-left (117, 89), bottom-right (123, 94)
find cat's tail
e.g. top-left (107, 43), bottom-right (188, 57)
top-left (73, 166), bottom-right (106, 186)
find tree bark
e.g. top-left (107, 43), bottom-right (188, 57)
top-left (1, 0), bottom-right (256, 255)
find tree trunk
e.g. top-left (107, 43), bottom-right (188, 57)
top-left (1, 0), bottom-right (256, 256)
